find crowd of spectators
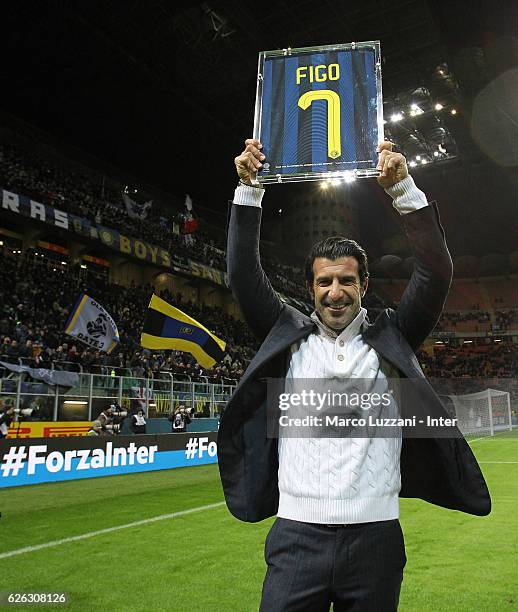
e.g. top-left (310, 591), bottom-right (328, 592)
top-left (1, 244), bottom-right (516, 389)
top-left (0, 140), bottom-right (317, 304)
top-left (1, 138), bottom-right (517, 388)
top-left (0, 248), bottom-right (257, 383)
top-left (418, 343), bottom-right (518, 380)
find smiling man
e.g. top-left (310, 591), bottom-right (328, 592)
top-left (306, 238), bottom-right (368, 331)
top-left (218, 139), bottom-right (490, 612)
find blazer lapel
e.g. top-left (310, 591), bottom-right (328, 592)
top-left (237, 305), bottom-right (315, 388)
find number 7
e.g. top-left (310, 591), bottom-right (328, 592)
top-left (298, 90), bottom-right (341, 159)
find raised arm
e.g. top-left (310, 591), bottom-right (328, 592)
top-left (227, 139), bottom-right (283, 341)
top-left (377, 143), bottom-right (453, 351)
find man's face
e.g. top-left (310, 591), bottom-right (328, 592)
top-left (309, 256), bottom-right (368, 331)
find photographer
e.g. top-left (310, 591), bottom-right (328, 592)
top-left (168, 404), bottom-right (192, 433)
top-left (131, 409), bottom-right (147, 435)
top-left (97, 402), bottom-right (128, 435)
top-left (0, 403), bottom-right (15, 438)
top-left (86, 420), bottom-right (102, 436)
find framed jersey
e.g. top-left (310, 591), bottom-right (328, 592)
top-left (253, 41), bottom-right (383, 184)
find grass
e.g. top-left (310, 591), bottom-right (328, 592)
top-left (0, 430), bottom-right (517, 611)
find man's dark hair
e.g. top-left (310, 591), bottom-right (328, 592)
top-left (305, 236), bottom-right (369, 286)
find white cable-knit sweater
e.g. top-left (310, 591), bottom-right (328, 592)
top-left (278, 307), bottom-right (402, 524)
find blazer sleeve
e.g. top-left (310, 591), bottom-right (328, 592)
top-left (394, 202), bottom-right (453, 351)
top-left (227, 202), bottom-right (283, 342)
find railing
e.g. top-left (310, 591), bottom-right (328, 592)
top-left (0, 369), bottom-right (237, 422)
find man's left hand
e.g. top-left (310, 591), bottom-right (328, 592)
top-left (376, 141), bottom-right (408, 189)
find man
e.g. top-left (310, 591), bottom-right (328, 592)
top-left (168, 405), bottom-right (192, 433)
top-left (218, 139), bottom-right (491, 611)
top-left (0, 402), bottom-right (15, 438)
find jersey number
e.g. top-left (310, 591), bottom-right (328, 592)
top-left (298, 90), bottom-right (341, 159)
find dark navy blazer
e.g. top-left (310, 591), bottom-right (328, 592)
top-left (218, 202), bottom-right (491, 522)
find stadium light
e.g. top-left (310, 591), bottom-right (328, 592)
top-left (434, 103), bottom-right (443, 111)
top-left (409, 160), bottom-right (417, 167)
top-left (80, 264), bottom-right (87, 269)
top-left (415, 155), bottom-right (421, 161)
top-left (463, 340), bottom-right (473, 344)
top-left (451, 109), bottom-right (457, 115)
top-left (149, 403), bottom-right (157, 407)
top-left (320, 182), bottom-right (328, 190)
top-left (64, 400), bottom-right (88, 405)
top-left (390, 112), bottom-right (403, 123)
top-left (421, 159), bottom-right (428, 165)
top-left (434, 151), bottom-right (440, 157)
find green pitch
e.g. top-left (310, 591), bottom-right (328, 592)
top-left (1, 430), bottom-right (517, 611)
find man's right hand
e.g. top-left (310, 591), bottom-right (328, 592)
top-left (234, 139), bottom-right (265, 185)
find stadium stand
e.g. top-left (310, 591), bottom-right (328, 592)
top-left (0, 246), bottom-right (256, 382)
top-left (1, 133), bottom-right (517, 390)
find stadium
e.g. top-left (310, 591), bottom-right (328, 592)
top-left (0, 2), bottom-right (517, 611)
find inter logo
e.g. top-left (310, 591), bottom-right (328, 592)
top-left (179, 326), bottom-right (193, 335)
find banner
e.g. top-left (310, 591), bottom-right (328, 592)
top-left (122, 188), bottom-right (153, 220)
top-left (6, 421), bottom-right (92, 439)
top-left (0, 432), bottom-right (218, 487)
top-left (0, 362), bottom-right (79, 387)
top-left (254, 41), bottom-right (382, 183)
top-left (1, 188), bottom-right (171, 267)
top-left (64, 294), bottom-right (120, 353)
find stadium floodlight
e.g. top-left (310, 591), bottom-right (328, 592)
top-left (390, 112), bottom-right (403, 122)
top-left (435, 103), bottom-right (444, 111)
top-left (434, 151), bottom-right (440, 157)
top-left (443, 389), bottom-right (512, 437)
top-left (451, 109), bottom-right (457, 115)
top-left (320, 182), bottom-right (329, 190)
top-left (64, 400), bottom-right (88, 405)
top-left (409, 160), bottom-right (417, 167)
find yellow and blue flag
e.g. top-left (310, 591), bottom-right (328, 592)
top-left (140, 294), bottom-right (226, 369)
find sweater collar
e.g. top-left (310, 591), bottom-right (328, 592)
top-left (310, 307), bottom-right (367, 341)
